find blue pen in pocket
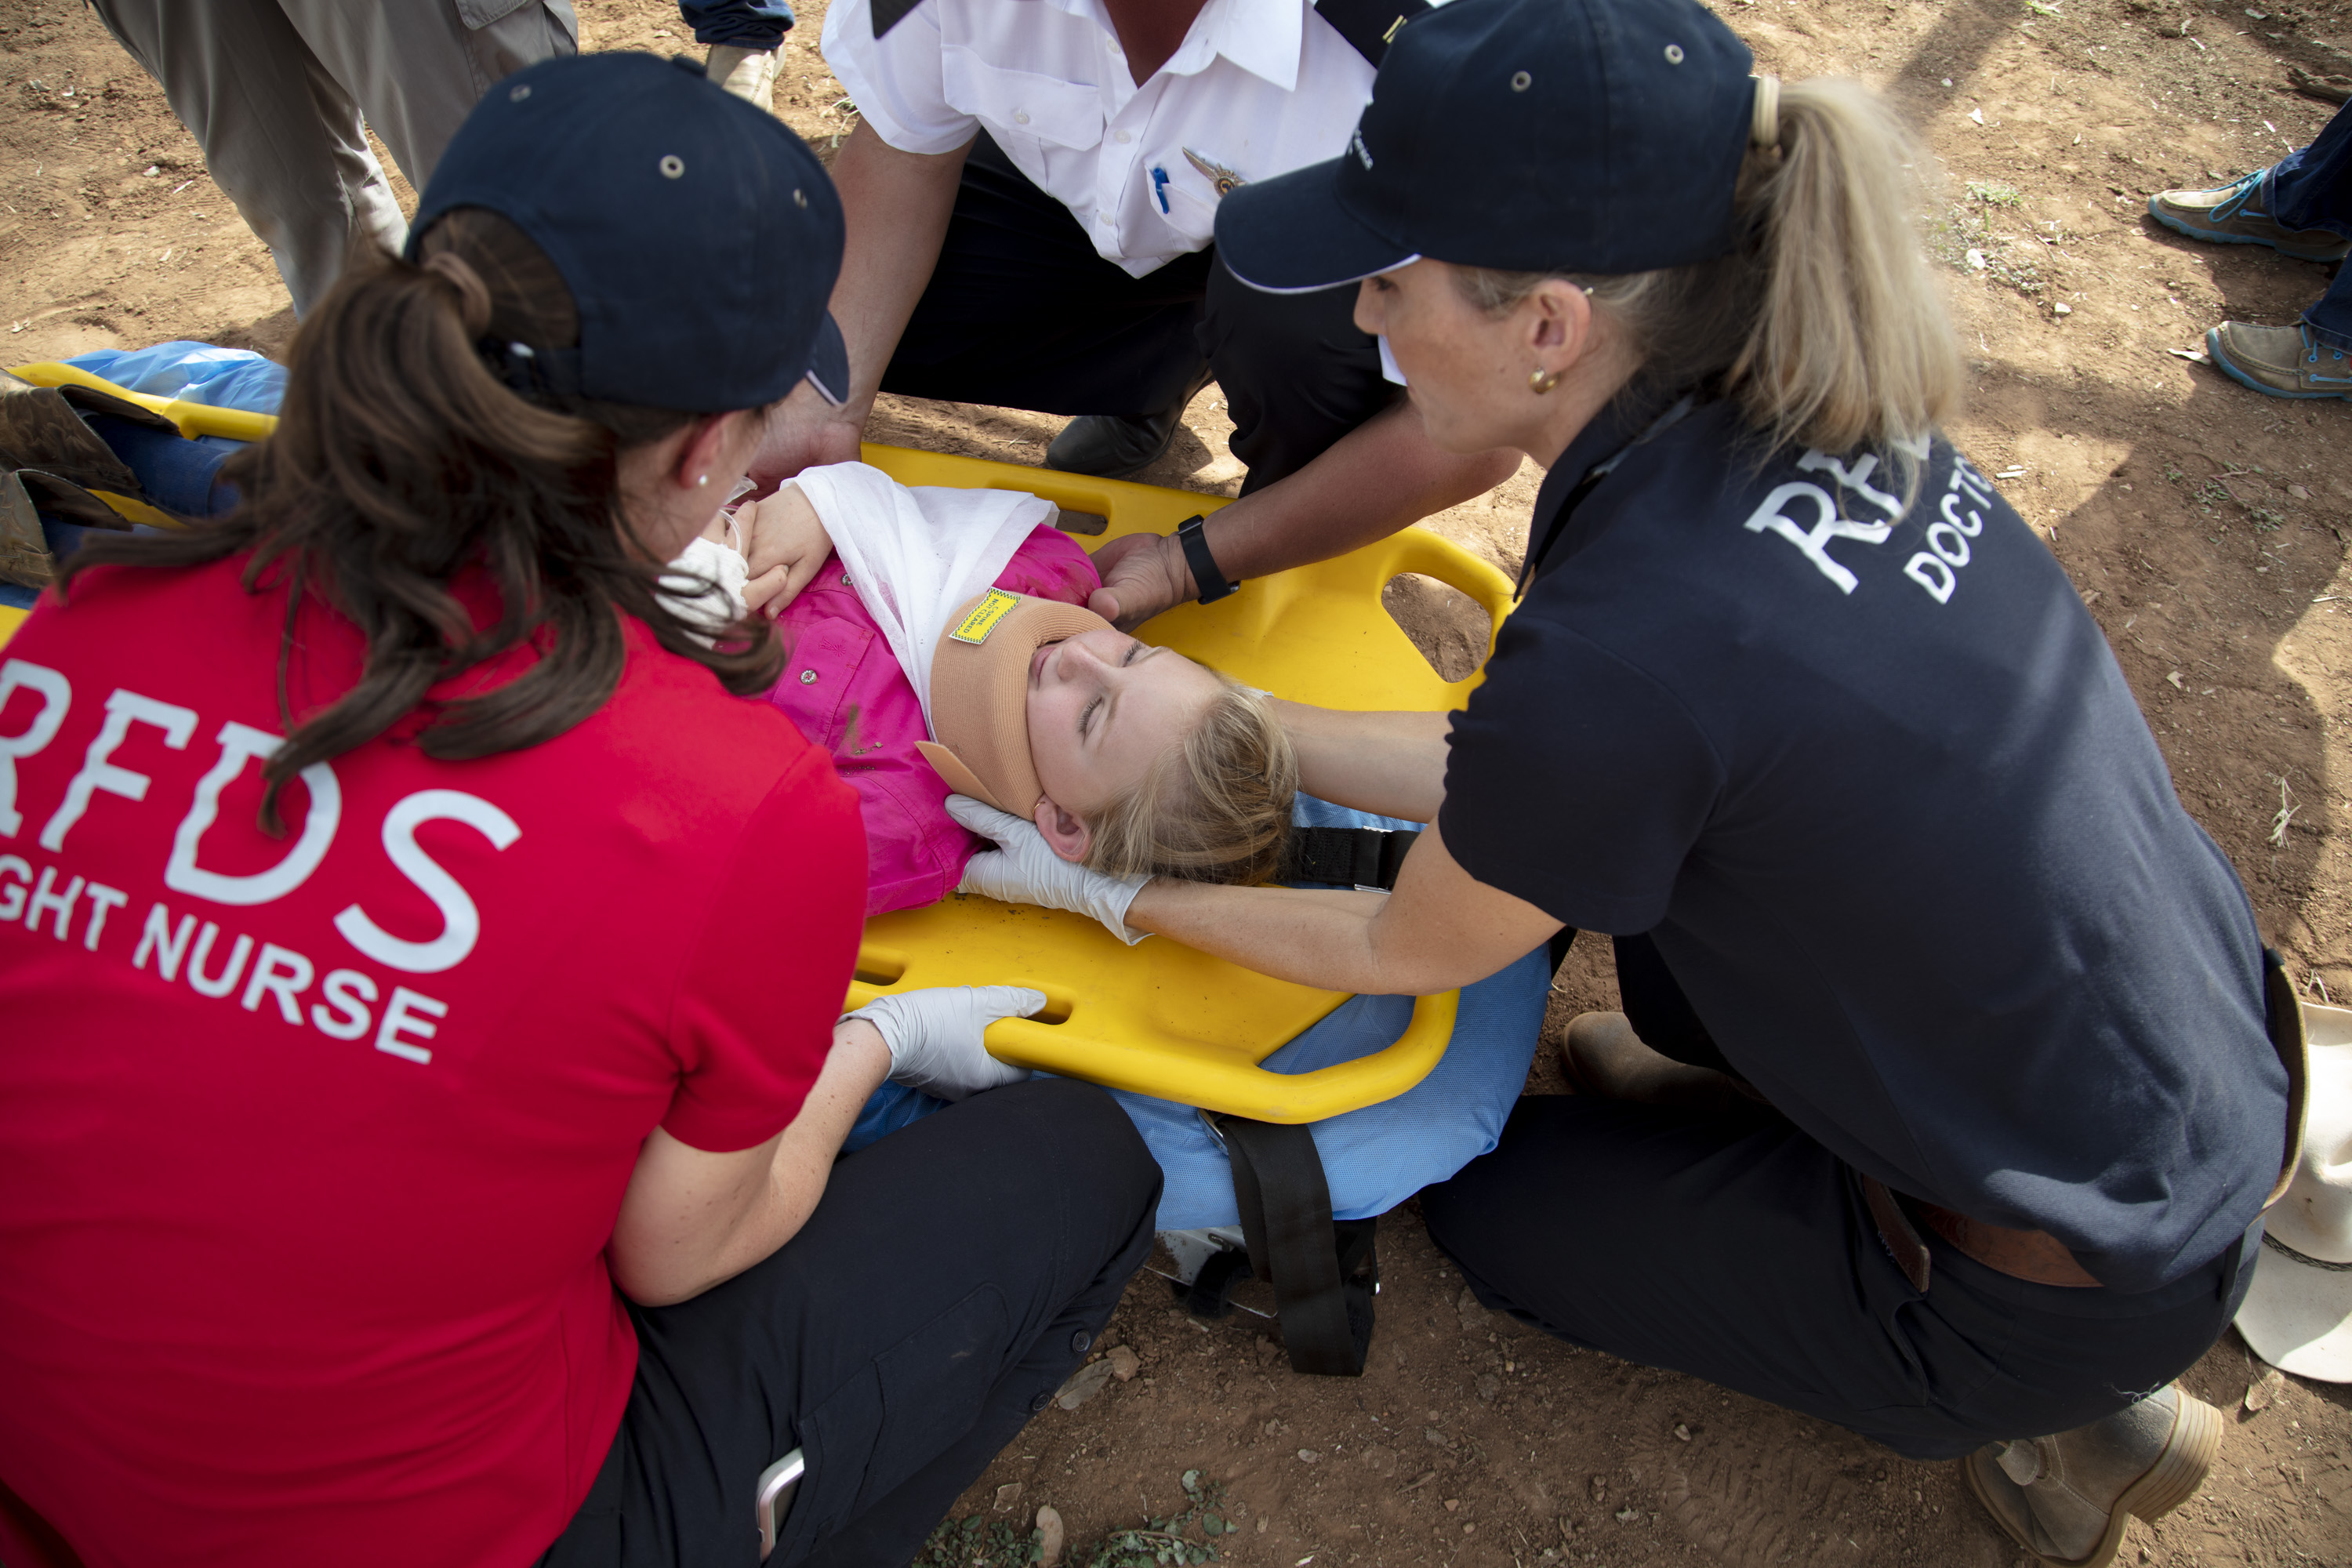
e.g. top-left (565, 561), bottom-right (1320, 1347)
top-left (1150, 165), bottom-right (1170, 214)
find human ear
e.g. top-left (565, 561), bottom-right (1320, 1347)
top-left (672, 412), bottom-right (742, 492)
top-left (1526, 278), bottom-right (1594, 361)
top-left (1033, 796), bottom-right (1093, 864)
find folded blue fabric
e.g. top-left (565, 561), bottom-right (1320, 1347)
top-left (64, 341), bottom-right (286, 416)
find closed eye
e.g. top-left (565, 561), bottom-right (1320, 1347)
top-left (1080, 640), bottom-right (1152, 740)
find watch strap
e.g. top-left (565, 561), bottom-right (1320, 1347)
top-left (1177, 514), bottom-right (1239, 604)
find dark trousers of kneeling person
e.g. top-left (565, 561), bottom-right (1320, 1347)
top-left (2270, 96), bottom-right (2352, 351)
top-left (536, 1078), bottom-right (1162, 1568)
top-left (1421, 935), bottom-right (2255, 1461)
top-left (879, 134), bottom-right (1394, 489)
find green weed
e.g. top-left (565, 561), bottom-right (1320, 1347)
top-left (914, 1475), bottom-right (1236, 1568)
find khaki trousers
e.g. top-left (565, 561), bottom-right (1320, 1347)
top-left (90, 0), bottom-right (579, 316)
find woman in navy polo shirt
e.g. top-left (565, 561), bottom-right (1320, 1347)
top-left (950, 2), bottom-right (2296, 1564)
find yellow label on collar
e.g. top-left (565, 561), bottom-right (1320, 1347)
top-left (948, 589), bottom-right (1022, 644)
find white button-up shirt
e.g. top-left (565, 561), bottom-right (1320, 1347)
top-left (822, 0), bottom-right (1378, 278)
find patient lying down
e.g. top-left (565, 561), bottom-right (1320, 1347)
top-left (671, 463), bottom-right (1294, 914)
top-left (668, 466), bottom-right (1552, 1239)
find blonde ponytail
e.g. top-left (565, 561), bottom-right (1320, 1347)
top-left (1729, 78), bottom-right (1960, 458)
top-left (1454, 77), bottom-right (1960, 465)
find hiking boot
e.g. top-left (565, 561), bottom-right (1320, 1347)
top-left (706, 45), bottom-right (780, 112)
top-left (1044, 411), bottom-right (1186, 478)
top-left (1559, 1012), bottom-right (1762, 1114)
top-left (2148, 171), bottom-right (2350, 261)
top-left (1962, 1385), bottom-right (2223, 1568)
top-left (2205, 321), bottom-right (2352, 400)
top-left (1044, 368), bottom-right (1215, 480)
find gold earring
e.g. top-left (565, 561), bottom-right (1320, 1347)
top-left (1529, 367), bottom-right (1560, 395)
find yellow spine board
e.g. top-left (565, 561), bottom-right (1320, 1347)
top-left (0, 365), bottom-right (1512, 1121)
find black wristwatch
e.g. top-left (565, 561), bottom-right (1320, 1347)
top-left (1176, 514), bottom-right (1239, 604)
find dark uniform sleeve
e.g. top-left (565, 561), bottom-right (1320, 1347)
top-left (1439, 613), bottom-right (1725, 934)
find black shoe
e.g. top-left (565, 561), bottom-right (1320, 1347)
top-left (1042, 370), bottom-right (1214, 480)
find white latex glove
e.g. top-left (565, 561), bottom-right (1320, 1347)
top-left (847, 985), bottom-right (1044, 1102)
top-left (946, 794), bottom-right (1150, 946)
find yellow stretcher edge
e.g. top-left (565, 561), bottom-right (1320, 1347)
top-left (2, 365), bottom-right (1513, 1123)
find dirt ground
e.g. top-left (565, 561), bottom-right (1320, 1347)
top-left (5, 0), bottom-right (2351, 1564)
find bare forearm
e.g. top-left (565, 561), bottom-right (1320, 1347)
top-left (1272, 700), bottom-right (1451, 822)
top-left (1203, 403), bottom-right (1517, 583)
top-left (762, 1020), bottom-right (893, 1232)
top-left (826, 122), bottom-right (973, 416)
top-left (1125, 880), bottom-right (1404, 992)
top-left (1124, 824), bottom-right (1561, 997)
top-left (610, 1022), bottom-right (891, 1307)
top-left (1096, 400), bottom-right (1519, 628)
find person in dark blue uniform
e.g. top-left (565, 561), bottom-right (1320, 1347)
top-left (948, 3), bottom-right (2303, 1565)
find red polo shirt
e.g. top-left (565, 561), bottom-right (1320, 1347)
top-left (0, 555), bottom-right (863, 1567)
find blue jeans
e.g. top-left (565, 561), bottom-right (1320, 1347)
top-left (845, 797), bottom-right (1552, 1232)
top-left (2267, 96), bottom-right (2352, 349)
top-left (677, 0), bottom-right (793, 49)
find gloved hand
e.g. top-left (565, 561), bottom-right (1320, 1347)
top-left (946, 794), bottom-right (1150, 946)
top-left (846, 985), bottom-right (1045, 1102)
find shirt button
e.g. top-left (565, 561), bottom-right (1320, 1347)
top-left (799, 670), bottom-right (818, 684)
top-left (1112, 129), bottom-right (1131, 144)
top-left (1013, 111), bottom-right (1030, 125)
top-left (1070, 1330), bottom-right (1091, 1353)
top-left (840, 572), bottom-right (852, 586)
top-left (1028, 1390), bottom-right (1053, 1414)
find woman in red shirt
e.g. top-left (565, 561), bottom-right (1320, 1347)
top-left (0, 53), bottom-right (1159, 1568)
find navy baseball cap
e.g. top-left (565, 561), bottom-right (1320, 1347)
top-left (409, 51), bottom-right (848, 412)
top-left (1216, 0), bottom-right (1759, 292)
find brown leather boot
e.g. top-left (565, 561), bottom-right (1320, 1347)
top-left (1559, 1012), bottom-right (1762, 1114)
top-left (1962, 1385), bottom-right (2223, 1568)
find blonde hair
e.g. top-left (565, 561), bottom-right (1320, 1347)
top-left (1082, 678), bottom-right (1296, 885)
top-left (1455, 78), bottom-right (1960, 467)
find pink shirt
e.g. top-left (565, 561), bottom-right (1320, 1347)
top-left (767, 523), bottom-right (1099, 913)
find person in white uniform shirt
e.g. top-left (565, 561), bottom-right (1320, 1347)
top-left (748, 0), bottom-right (1517, 630)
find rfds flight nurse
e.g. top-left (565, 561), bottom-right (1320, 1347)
top-left (0, 51), bottom-right (1159, 1568)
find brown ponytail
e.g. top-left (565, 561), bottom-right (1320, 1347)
top-left (57, 209), bottom-right (785, 833)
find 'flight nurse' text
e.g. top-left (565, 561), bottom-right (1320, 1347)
top-left (0, 660), bottom-right (523, 1067)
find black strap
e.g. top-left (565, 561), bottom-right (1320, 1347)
top-left (1312, 0), bottom-right (1432, 66)
top-left (1280, 826), bottom-right (1418, 889)
top-left (1203, 1112), bottom-right (1377, 1376)
top-left (1177, 514), bottom-right (1237, 604)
